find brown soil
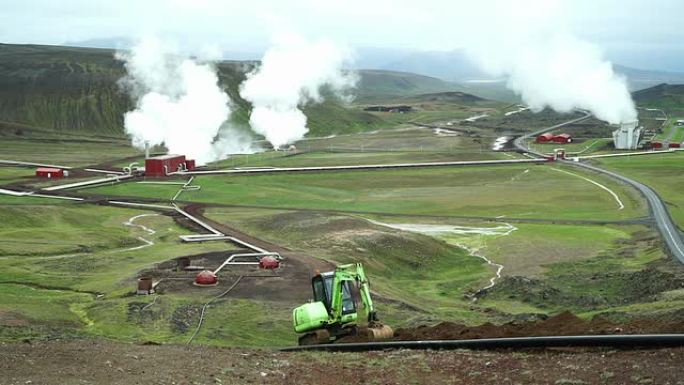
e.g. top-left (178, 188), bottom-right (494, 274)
top-left (1, 339), bottom-right (683, 385)
top-left (137, 249), bottom-right (290, 300)
top-left (164, 204), bottom-right (334, 304)
top-left (394, 311), bottom-right (684, 341)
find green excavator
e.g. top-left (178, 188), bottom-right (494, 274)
top-left (292, 263), bottom-right (394, 345)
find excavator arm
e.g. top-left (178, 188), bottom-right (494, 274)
top-left (328, 263), bottom-right (376, 323)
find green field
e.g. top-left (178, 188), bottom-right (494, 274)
top-left (0, 200), bottom-right (276, 344)
top-left (293, 128), bottom-right (493, 152)
top-left (0, 137), bottom-right (140, 167)
top-left (205, 207), bottom-right (680, 325)
top-left (86, 164), bottom-right (645, 221)
top-left (592, 152), bottom-right (684, 228)
top-left (526, 138), bottom-right (612, 155)
top-left (653, 118), bottom-right (684, 142)
top-left (211, 150), bottom-right (515, 170)
top-left (0, 166), bottom-right (33, 185)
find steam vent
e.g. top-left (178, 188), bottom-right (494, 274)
top-left (613, 120), bottom-right (641, 149)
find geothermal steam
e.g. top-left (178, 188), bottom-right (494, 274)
top-left (240, 34), bottom-right (356, 149)
top-left (117, 38), bottom-right (248, 164)
top-left (462, 2), bottom-right (637, 124)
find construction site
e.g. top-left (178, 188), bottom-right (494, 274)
top-left (2, 19), bottom-right (684, 381)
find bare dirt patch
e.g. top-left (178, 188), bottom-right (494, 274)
top-left (0, 339), bottom-right (683, 385)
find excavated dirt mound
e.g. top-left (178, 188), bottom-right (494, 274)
top-left (394, 311), bottom-right (684, 341)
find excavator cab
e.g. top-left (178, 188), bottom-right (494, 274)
top-left (312, 272), bottom-right (356, 316)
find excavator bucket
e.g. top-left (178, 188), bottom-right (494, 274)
top-left (364, 324), bottom-right (394, 342)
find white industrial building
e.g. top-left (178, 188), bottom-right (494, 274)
top-left (613, 120), bottom-right (641, 150)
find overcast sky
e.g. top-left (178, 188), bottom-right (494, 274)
top-left (1, 0), bottom-right (682, 71)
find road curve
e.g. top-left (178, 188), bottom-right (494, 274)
top-left (513, 111), bottom-right (592, 156)
top-left (569, 160), bottom-right (684, 263)
top-left (513, 111), bottom-right (684, 264)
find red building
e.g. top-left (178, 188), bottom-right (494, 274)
top-left (553, 134), bottom-right (573, 143)
top-left (536, 133), bottom-right (554, 143)
top-left (145, 154), bottom-right (187, 177)
top-left (651, 141), bottom-right (663, 149)
top-left (185, 159), bottom-right (196, 171)
top-left (536, 133), bottom-right (573, 143)
top-left (36, 167), bottom-right (64, 178)
top-left (669, 143), bottom-right (681, 148)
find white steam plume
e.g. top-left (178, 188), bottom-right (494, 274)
top-left (462, 1), bottom-right (637, 124)
top-left (117, 38), bottom-right (252, 164)
top-left (240, 33), bottom-right (356, 149)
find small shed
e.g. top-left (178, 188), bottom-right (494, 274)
top-left (145, 154), bottom-right (187, 177)
top-left (36, 167), bottom-right (64, 178)
top-left (553, 134), bottom-right (572, 143)
top-left (536, 133), bottom-right (554, 143)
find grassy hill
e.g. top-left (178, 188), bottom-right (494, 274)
top-left (0, 43), bottom-right (510, 140)
top-left (0, 44), bottom-right (129, 136)
top-left (0, 43), bottom-right (389, 139)
top-left (400, 91), bottom-right (486, 104)
top-left (354, 69), bottom-right (465, 102)
top-left (632, 83), bottom-right (684, 114)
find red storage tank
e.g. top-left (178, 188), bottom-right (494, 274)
top-left (259, 256), bottom-right (280, 269)
top-left (194, 270), bottom-right (218, 286)
top-left (36, 167), bottom-right (64, 178)
top-left (553, 134), bottom-right (572, 143)
top-left (185, 159), bottom-right (196, 170)
top-left (145, 154), bottom-right (186, 177)
top-left (536, 133), bottom-right (554, 143)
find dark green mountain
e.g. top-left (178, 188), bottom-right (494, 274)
top-left (632, 83), bottom-right (684, 114)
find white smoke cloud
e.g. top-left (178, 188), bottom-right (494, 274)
top-left (460, 1), bottom-right (637, 124)
top-left (117, 37), bottom-right (253, 164)
top-left (239, 33), bottom-right (357, 149)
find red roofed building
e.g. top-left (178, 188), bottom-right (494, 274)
top-left (536, 133), bottom-right (554, 143)
top-left (145, 154), bottom-right (186, 177)
top-left (553, 133), bottom-right (573, 143)
top-left (36, 167), bottom-right (64, 178)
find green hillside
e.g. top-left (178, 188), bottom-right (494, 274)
top-left (0, 43), bottom-right (516, 140)
top-left (354, 69), bottom-right (463, 102)
top-left (0, 43), bottom-right (387, 138)
top-left (0, 44), bottom-right (129, 135)
top-left (632, 83), bottom-right (684, 114)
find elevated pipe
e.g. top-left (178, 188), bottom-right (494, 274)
top-left (281, 334), bottom-right (684, 352)
top-left (213, 252), bottom-right (282, 274)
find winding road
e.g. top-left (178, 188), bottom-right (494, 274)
top-left (514, 112), bottom-right (684, 264)
top-left (570, 161), bottom-right (684, 263)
